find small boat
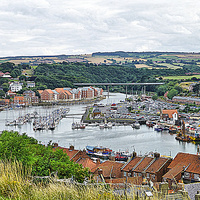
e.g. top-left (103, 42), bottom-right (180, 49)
top-left (154, 125), bottom-right (163, 132)
top-left (79, 123), bottom-right (86, 129)
top-left (99, 124), bottom-right (105, 129)
top-left (107, 122), bottom-right (112, 129)
top-left (169, 127), bottom-right (177, 134)
top-left (132, 122), bottom-right (140, 129)
top-left (162, 126), bottom-right (169, 131)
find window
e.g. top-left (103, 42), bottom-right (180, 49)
top-left (146, 173), bottom-right (150, 178)
top-left (138, 173), bottom-right (142, 177)
top-left (184, 172), bottom-right (190, 179)
top-left (194, 174), bottom-right (199, 180)
top-left (123, 172), bottom-right (127, 177)
top-left (151, 174), bottom-right (155, 180)
top-left (133, 172), bottom-right (137, 177)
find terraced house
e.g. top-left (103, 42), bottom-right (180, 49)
top-left (121, 153), bottom-right (172, 184)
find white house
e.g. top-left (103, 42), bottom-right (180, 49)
top-left (10, 82), bottom-right (23, 92)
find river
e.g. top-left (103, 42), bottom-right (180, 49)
top-left (0, 93), bottom-right (198, 157)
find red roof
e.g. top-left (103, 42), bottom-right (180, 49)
top-left (122, 157), bottom-right (142, 172)
top-left (55, 88), bottom-right (64, 93)
top-left (145, 157), bottom-right (171, 173)
top-left (133, 157), bottom-right (154, 172)
top-left (167, 152), bottom-right (200, 174)
top-left (77, 158), bottom-right (97, 172)
top-left (162, 109), bottom-right (178, 118)
top-left (93, 161), bottom-right (124, 178)
top-left (45, 89), bottom-right (54, 94)
top-left (162, 164), bottom-right (183, 180)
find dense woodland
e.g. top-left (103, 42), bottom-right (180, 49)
top-left (1, 60), bottom-right (200, 99)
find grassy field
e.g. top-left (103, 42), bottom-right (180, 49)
top-left (163, 75), bottom-right (200, 80)
top-left (156, 63), bottom-right (181, 69)
top-left (135, 64), bottom-right (152, 69)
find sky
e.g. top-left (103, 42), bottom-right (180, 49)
top-left (0, 0), bottom-right (200, 57)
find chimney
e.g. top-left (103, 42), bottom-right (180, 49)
top-left (96, 158), bottom-right (101, 164)
top-left (69, 145), bottom-right (74, 151)
top-left (154, 153), bottom-right (160, 158)
top-left (98, 168), bottom-right (103, 175)
top-left (53, 143), bottom-right (58, 148)
top-left (131, 151), bottom-right (137, 160)
top-left (197, 145), bottom-right (200, 155)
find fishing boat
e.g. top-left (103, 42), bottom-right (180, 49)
top-left (86, 146), bottom-right (113, 159)
top-left (115, 152), bottom-right (129, 161)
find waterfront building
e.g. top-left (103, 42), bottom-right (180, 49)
top-left (81, 87), bottom-right (94, 99)
top-left (0, 99), bottom-right (10, 106)
top-left (13, 96), bottom-right (25, 106)
top-left (40, 89), bottom-right (54, 102)
top-left (70, 88), bottom-right (81, 100)
top-left (161, 109), bottom-right (178, 124)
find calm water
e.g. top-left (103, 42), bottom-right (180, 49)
top-left (0, 93), bottom-right (198, 157)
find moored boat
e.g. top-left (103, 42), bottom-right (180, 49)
top-left (86, 145), bottom-right (113, 159)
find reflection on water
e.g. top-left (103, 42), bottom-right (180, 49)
top-left (0, 93), bottom-right (198, 157)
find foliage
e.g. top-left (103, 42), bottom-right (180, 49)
top-left (193, 83), bottom-right (200, 96)
top-left (0, 131), bottom-right (89, 182)
top-left (0, 90), bottom-right (5, 98)
top-left (152, 94), bottom-right (158, 100)
top-left (157, 85), bottom-right (168, 96)
top-left (167, 89), bottom-right (178, 99)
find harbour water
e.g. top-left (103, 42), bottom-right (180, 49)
top-left (0, 93), bottom-right (198, 157)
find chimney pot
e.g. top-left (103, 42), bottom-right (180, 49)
top-left (69, 145), bottom-right (74, 151)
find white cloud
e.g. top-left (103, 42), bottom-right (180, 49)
top-left (0, 0), bottom-right (200, 56)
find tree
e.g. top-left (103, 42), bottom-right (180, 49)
top-left (2, 83), bottom-right (9, 92)
top-left (0, 131), bottom-right (89, 182)
top-left (0, 90), bottom-right (5, 98)
top-left (193, 83), bottom-right (200, 96)
top-left (152, 94), bottom-right (158, 101)
top-left (174, 85), bottom-right (183, 93)
top-left (167, 89), bottom-right (178, 100)
top-left (157, 85), bottom-right (168, 96)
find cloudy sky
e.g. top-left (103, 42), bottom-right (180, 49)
top-left (0, 0), bottom-right (200, 56)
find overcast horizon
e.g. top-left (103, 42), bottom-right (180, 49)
top-left (0, 0), bottom-right (200, 57)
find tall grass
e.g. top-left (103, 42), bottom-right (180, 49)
top-left (0, 160), bottom-right (188, 200)
top-left (0, 160), bottom-right (133, 199)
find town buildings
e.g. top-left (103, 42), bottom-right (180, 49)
top-left (39, 87), bottom-right (103, 102)
top-left (173, 96), bottom-right (200, 105)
